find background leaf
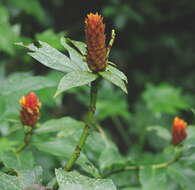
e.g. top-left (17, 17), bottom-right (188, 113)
top-left (0, 151), bottom-right (35, 170)
top-left (139, 167), bottom-right (168, 190)
top-left (142, 83), bottom-right (189, 114)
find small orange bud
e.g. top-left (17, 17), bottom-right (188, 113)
top-left (85, 13), bottom-right (107, 72)
top-left (172, 117), bottom-right (187, 145)
top-left (20, 92), bottom-right (41, 127)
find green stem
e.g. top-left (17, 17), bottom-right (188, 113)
top-left (152, 150), bottom-right (182, 169)
top-left (64, 78), bottom-right (100, 171)
top-left (103, 149), bottom-right (182, 177)
top-left (0, 126), bottom-right (34, 171)
top-left (16, 126), bottom-right (34, 153)
top-left (107, 30), bottom-right (116, 58)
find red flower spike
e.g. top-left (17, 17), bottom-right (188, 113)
top-left (172, 117), bottom-right (187, 145)
top-left (19, 92), bottom-right (41, 127)
top-left (85, 13), bottom-right (107, 72)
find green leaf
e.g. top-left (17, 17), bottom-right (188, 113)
top-left (139, 167), bottom-right (167, 190)
top-left (100, 71), bottom-right (128, 93)
top-left (34, 119), bottom-right (101, 178)
top-left (61, 37), bottom-right (88, 71)
top-left (0, 74), bottom-right (57, 95)
top-left (55, 71), bottom-right (98, 97)
top-left (36, 29), bottom-right (65, 50)
top-left (107, 65), bottom-right (128, 83)
top-left (16, 41), bottom-right (79, 73)
top-left (33, 134), bottom-right (88, 163)
top-left (99, 143), bottom-right (126, 172)
top-left (183, 125), bottom-right (195, 146)
top-left (70, 39), bottom-right (87, 55)
top-left (18, 166), bottom-right (43, 188)
top-left (0, 172), bottom-right (22, 190)
top-left (0, 6), bottom-right (21, 54)
top-left (0, 166), bottom-right (42, 190)
top-left (35, 117), bottom-right (85, 134)
top-left (167, 166), bottom-right (195, 190)
top-left (147, 126), bottom-right (171, 142)
top-left (8, 0), bottom-right (46, 24)
top-left (70, 81), bottom-right (130, 120)
top-left (84, 131), bottom-right (107, 160)
top-left (0, 138), bottom-right (17, 153)
top-left (34, 136), bottom-right (100, 177)
top-left (0, 151), bottom-right (34, 170)
top-left (97, 81), bottom-right (130, 120)
top-left (142, 83), bottom-right (189, 114)
top-left (55, 169), bottom-right (117, 190)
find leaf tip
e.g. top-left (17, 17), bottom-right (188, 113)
top-left (53, 91), bottom-right (60, 98)
top-left (15, 42), bottom-right (25, 47)
top-left (123, 88), bottom-right (128, 94)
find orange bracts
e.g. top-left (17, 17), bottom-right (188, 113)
top-left (20, 92), bottom-right (41, 127)
top-left (172, 117), bottom-right (187, 145)
top-left (85, 13), bottom-right (107, 72)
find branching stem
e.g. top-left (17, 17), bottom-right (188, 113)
top-left (103, 149), bottom-right (182, 177)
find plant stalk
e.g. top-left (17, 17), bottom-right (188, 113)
top-left (16, 126), bottom-right (34, 153)
top-left (64, 78), bottom-right (100, 171)
top-left (103, 149), bottom-right (183, 177)
top-left (0, 126), bottom-right (34, 169)
top-left (107, 30), bottom-right (116, 58)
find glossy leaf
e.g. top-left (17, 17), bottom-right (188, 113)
top-left (107, 65), bottom-right (128, 83)
top-left (18, 166), bottom-right (43, 187)
top-left (100, 71), bottom-right (128, 93)
top-left (0, 172), bottom-right (22, 190)
top-left (16, 41), bottom-right (79, 73)
top-left (71, 39), bottom-right (87, 55)
top-left (55, 71), bottom-right (98, 97)
top-left (0, 166), bottom-right (42, 190)
top-left (55, 169), bottom-right (117, 190)
top-left (61, 37), bottom-right (88, 71)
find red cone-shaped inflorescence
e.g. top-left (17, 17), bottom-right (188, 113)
top-left (85, 13), bottom-right (107, 72)
top-left (20, 92), bottom-right (41, 127)
top-left (172, 117), bottom-right (187, 145)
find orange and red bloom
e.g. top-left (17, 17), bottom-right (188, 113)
top-left (85, 13), bottom-right (107, 72)
top-left (172, 117), bottom-right (187, 145)
top-left (20, 92), bottom-right (41, 127)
